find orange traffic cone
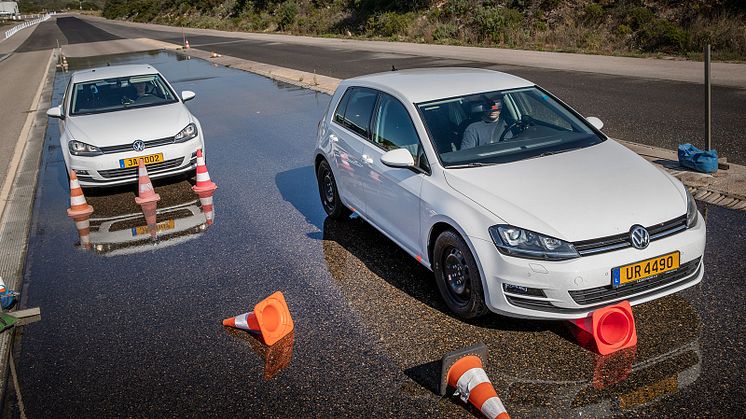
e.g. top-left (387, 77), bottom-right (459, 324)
top-left (134, 159), bottom-right (161, 240)
top-left (570, 300), bottom-right (638, 356)
top-left (67, 170), bottom-right (93, 219)
top-left (185, 39), bottom-right (190, 49)
top-left (223, 291), bottom-right (294, 346)
top-left (440, 343), bottom-right (510, 419)
top-left (192, 149), bottom-right (217, 195)
top-left (67, 170), bottom-right (94, 249)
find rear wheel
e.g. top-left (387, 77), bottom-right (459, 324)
top-left (433, 230), bottom-right (489, 319)
top-left (316, 160), bottom-right (351, 219)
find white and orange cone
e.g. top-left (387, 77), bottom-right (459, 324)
top-left (185, 39), bottom-right (190, 49)
top-left (440, 343), bottom-right (509, 419)
top-left (134, 159), bottom-right (161, 239)
top-left (67, 170), bottom-right (93, 219)
top-left (192, 149), bottom-right (217, 196)
top-left (67, 170), bottom-right (94, 249)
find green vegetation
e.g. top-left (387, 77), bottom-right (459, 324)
top-left (19, 0), bottom-right (103, 13)
top-left (98, 0), bottom-right (746, 61)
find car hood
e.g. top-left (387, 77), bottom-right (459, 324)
top-left (444, 140), bottom-right (686, 242)
top-left (66, 103), bottom-right (191, 147)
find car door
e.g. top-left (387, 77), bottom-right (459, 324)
top-left (360, 92), bottom-right (426, 256)
top-left (327, 87), bottom-right (378, 214)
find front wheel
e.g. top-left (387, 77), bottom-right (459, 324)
top-left (316, 160), bottom-right (351, 219)
top-left (433, 230), bottom-right (489, 319)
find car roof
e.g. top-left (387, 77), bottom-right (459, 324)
top-left (345, 67), bottom-right (535, 103)
top-left (70, 64), bottom-right (162, 84)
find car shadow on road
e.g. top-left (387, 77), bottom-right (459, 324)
top-left (275, 165), bottom-right (327, 238)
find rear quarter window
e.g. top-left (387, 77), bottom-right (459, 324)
top-left (333, 87), bottom-right (378, 138)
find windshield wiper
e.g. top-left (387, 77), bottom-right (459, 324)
top-left (446, 162), bottom-right (494, 169)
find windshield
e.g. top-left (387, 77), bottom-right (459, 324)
top-left (417, 87), bottom-right (604, 167)
top-left (70, 74), bottom-right (178, 116)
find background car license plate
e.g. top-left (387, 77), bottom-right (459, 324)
top-left (131, 219), bottom-right (175, 237)
top-left (611, 251), bottom-right (680, 288)
top-left (119, 153), bottom-right (164, 168)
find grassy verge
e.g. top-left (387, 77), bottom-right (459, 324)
top-left (102, 0), bottom-right (746, 62)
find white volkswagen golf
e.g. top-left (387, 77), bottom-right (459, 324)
top-left (47, 64), bottom-right (204, 187)
top-left (314, 68), bottom-right (705, 320)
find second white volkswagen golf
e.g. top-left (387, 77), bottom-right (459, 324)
top-left (314, 68), bottom-right (705, 320)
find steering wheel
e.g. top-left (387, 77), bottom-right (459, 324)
top-left (499, 116), bottom-right (533, 142)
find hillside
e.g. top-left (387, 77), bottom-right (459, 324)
top-left (102, 1), bottom-right (746, 61)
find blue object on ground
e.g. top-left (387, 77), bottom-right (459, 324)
top-left (0, 290), bottom-right (18, 311)
top-left (678, 143), bottom-right (718, 173)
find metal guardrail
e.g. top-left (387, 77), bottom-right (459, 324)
top-left (3, 13), bottom-right (54, 40)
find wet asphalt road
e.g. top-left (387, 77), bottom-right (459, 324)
top-left (7, 50), bottom-right (745, 417)
top-left (86, 17), bottom-right (746, 165)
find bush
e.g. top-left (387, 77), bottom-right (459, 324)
top-left (275, 1), bottom-right (299, 30)
top-left (636, 18), bottom-right (688, 52)
top-left (584, 3), bottom-right (604, 24)
top-left (433, 22), bottom-right (458, 41)
top-left (471, 5), bottom-right (523, 44)
top-left (367, 11), bottom-right (414, 37)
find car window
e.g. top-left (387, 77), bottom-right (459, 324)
top-left (70, 74), bottom-right (178, 116)
top-left (333, 88), bottom-right (351, 126)
top-left (335, 87), bottom-right (377, 138)
top-left (371, 93), bottom-right (420, 158)
top-left (416, 87), bottom-right (604, 166)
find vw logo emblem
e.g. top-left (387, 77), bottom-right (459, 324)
top-left (132, 140), bottom-right (145, 152)
top-left (629, 225), bottom-right (650, 249)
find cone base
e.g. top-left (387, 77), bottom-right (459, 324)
top-left (135, 194), bottom-right (161, 205)
top-left (193, 183), bottom-right (217, 194)
top-left (67, 205), bottom-right (94, 218)
top-left (439, 342), bottom-right (488, 396)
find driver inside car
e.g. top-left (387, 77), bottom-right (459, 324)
top-left (461, 98), bottom-right (513, 149)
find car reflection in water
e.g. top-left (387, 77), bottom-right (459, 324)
top-left (71, 180), bottom-right (215, 255)
top-left (321, 216), bottom-right (701, 417)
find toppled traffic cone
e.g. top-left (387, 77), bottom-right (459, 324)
top-left (67, 170), bottom-right (94, 249)
top-left (570, 300), bottom-right (637, 356)
top-left (440, 343), bottom-right (510, 419)
top-left (210, 51), bottom-right (221, 58)
top-left (192, 149), bottom-right (217, 195)
top-left (134, 159), bottom-right (161, 240)
top-left (223, 291), bottom-right (294, 346)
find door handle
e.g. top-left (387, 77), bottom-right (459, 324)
top-left (329, 133), bottom-right (338, 142)
top-left (362, 154), bottom-right (374, 165)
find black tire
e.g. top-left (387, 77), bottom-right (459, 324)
top-left (433, 230), bottom-right (489, 319)
top-left (316, 159), bottom-right (351, 219)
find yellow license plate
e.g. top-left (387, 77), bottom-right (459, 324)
top-left (612, 251), bottom-right (680, 288)
top-left (618, 375), bottom-right (678, 409)
top-left (119, 153), bottom-right (164, 168)
top-left (131, 219), bottom-right (175, 237)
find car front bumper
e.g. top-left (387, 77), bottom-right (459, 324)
top-left (472, 212), bottom-right (706, 320)
top-left (67, 139), bottom-right (201, 187)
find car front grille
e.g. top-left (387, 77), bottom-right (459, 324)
top-left (100, 136), bottom-right (176, 154)
top-left (98, 157), bottom-right (185, 179)
top-left (573, 215), bottom-right (687, 256)
top-left (568, 257), bottom-right (701, 306)
top-left (505, 295), bottom-right (556, 310)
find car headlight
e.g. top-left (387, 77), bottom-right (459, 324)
top-left (686, 188), bottom-right (698, 228)
top-left (489, 225), bottom-right (579, 261)
top-left (174, 123), bottom-right (198, 143)
top-left (68, 140), bottom-right (102, 156)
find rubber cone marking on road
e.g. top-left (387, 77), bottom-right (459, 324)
top-left (192, 149), bottom-right (217, 195)
top-left (134, 159), bottom-right (161, 205)
top-left (67, 170), bottom-right (93, 218)
top-left (75, 217), bottom-right (92, 250)
top-left (440, 343), bottom-right (510, 419)
top-left (199, 192), bottom-right (215, 225)
top-left (570, 300), bottom-right (637, 356)
top-left (222, 291), bottom-right (294, 346)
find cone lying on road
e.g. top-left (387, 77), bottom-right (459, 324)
top-left (192, 149), bottom-right (217, 195)
top-left (570, 300), bottom-right (637, 356)
top-left (223, 291), bottom-right (294, 346)
top-left (440, 343), bottom-right (510, 419)
top-left (134, 159), bottom-right (161, 240)
top-left (67, 170), bottom-right (93, 219)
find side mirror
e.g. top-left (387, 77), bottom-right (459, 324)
top-left (586, 116), bottom-right (604, 130)
top-left (380, 148), bottom-right (415, 168)
top-left (181, 91), bottom-right (196, 102)
top-left (47, 105), bottom-right (63, 119)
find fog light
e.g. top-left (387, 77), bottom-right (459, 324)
top-left (503, 283), bottom-right (546, 297)
top-left (74, 170), bottom-right (90, 176)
